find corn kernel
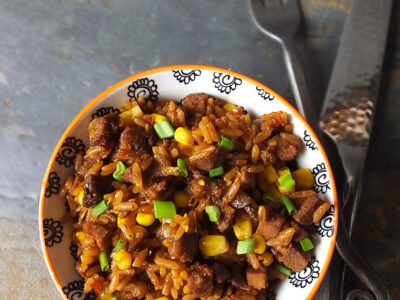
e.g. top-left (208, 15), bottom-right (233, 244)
top-left (257, 172), bottom-right (269, 192)
top-left (292, 168), bottom-right (314, 190)
top-left (198, 179), bottom-right (205, 186)
top-left (223, 103), bottom-right (237, 112)
top-left (233, 211), bottom-right (252, 240)
top-left (174, 127), bottom-right (194, 146)
top-left (131, 105), bottom-right (143, 118)
top-left (259, 252), bottom-right (274, 266)
top-left (97, 292), bottom-right (114, 300)
top-left (117, 214), bottom-right (136, 228)
top-left (76, 231), bottom-right (85, 243)
top-left (80, 263), bottom-right (89, 272)
top-left (77, 189), bottom-right (84, 206)
top-left (252, 233), bottom-right (266, 254)
top-left (266, 184), bottom-right (282, 204)
top-left (264, 165), bottom-right (277, 184)
top-left (119, 110), bottom-right (133, 127)
top-left (199, 235), bottom-right (229, 256)
top-left (117, 216), bottom-right (125, 228)
top-left (113, 250), bottom-right (132, 270)
top-left (151, 113), bottom-right (167, 123)
top-left (71, 231), bottom-right (85, 243)
top-left (71, 183), bottom-right (84, 196)
top-left (136, 212), bottom-right (155, 227)
top-left (173, 191), bottom-right (190, 207)
top-left (183, 285), bottom-right (191, 294)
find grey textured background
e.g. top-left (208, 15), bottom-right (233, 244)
top-left (0, 0), bottom-right (398, 299)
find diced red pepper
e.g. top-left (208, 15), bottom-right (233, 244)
top-left (91, 277), bottom-right (104, 294)
top-left (232, 107), bottom-right (243, 115)
top-left (143, 115), bottom-right (155, 125)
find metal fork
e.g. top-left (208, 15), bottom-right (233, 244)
top-left (249, 0), bottom-right (317, 130)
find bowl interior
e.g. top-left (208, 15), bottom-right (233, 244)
top-left (40, 65), bottom-right (337, 300)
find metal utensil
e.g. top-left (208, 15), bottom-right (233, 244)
top-left (319, 0), bottom-right (392, 299)
top-left (249, 0), bottom-right (318, 129)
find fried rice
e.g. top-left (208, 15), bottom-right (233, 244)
top-left (62, 93), bottom-right (330, 300)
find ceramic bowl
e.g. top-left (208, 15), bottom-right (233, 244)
top-left (39, 65), bottom-right (338, 300)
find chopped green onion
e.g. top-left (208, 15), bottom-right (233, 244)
top-left (154, 200), bottom-right (176, 219)
top-left (300, 237), bottom-right (314, 251)
top-left (218, 136), bottom-right (234, 151)
top-left (115, 239), bottom-right (126, 252)
top-left (236, 238), bottom-right (255, 254)
top-left (113, 161), bottom-right (126, 182)
top-left (154, 120), bottom-right (175, 139)
top-left (209, 166), bottom-right (224, 177)
top-left (281, 196), bottom-right (297, 215)
top-left (111, 297), bottom-right (118, 300)
top-left (274, 262), bottom-right (293, 276)
top-left (99, 250), bottom-right (109, 272)
top-left (262, 191), bottom-right (274, 203)
top-left (92, 199), bottom-right (109, 217)
top-left (205, 205), bottom-right (220, 222)
top-left (177, 158), bottom-right (188, 177)
top-left (278, 171), bottom-right (296, 191)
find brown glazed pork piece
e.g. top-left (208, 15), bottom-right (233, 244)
top-left (190, 147), bottom-right (225, 171)
top-left (113, 125), bottom-right (152, 164)
top-left (89, 113), bottom-right (119, 151)
top-left (187, 264), bottom-right (214, 298)
top-left (276, 132), bottom-right (301, 161)
top-left (246, 266), bottom-right (268, 290)
top-left (293, 192), bottom-right (325, 226)
top-left (182, 93), bottom-right (209, 116)
top-left (277, 244), bottom-right (310, 272)
top-left (168, 234), bottom-right (199, 263)
top-left (256, 210), bottom-right (286, 240)
top-left (82, 174), bottom-right (113, 207)
top-left (83, 222), bottom-right (114, 251)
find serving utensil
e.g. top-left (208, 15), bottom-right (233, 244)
top-left (249, 0), bottom-right (318, 129)
top-left (319, 0), bottom-right (393, 299)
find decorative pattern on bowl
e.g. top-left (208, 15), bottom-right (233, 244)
top-left (39, 65), bottom-right (338, 300)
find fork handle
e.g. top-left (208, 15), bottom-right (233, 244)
top-left (281, 38), bottom-right (318, 130)
top-left (335, 193), bottom-right (390, 300)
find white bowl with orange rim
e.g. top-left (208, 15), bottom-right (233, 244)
top-left (39, 65), bottom-right (338, 300)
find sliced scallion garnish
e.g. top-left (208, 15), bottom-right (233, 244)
top-left (281, 196), bottom-right (297, 215)
top-left (209, 166), bottom-right (224, 177)
top-left (154, 200), bottom-right (176, 219)
top-left (218, 136), bottom-right (234, 151)
top-left (177, 158), bottom-right (188, 177)
top-left (300, 237), bottom-right (314, 251)
top-left (154, 120), bottom-right (175, 139)
top-left (99, 250), bottom-right (109, 272)
top-left (205, 205), bottom-right (220, 222)
top-left (113, 161), bottom-right (127, 182)
top-left (92, 199), bottom-right (109, 217)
